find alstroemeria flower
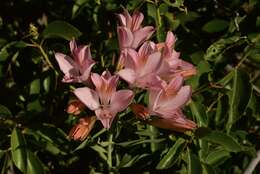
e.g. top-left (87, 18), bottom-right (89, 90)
top-left (117, 42), bottom-right (163, 89)
top-left (157, 31), bottom-right (197, 81)
top-left (117, 10), bottom-right (154, 50)
top-left (148, 75), bottom-right (192, 118)
top-left (55, 39), bottom-right (95, 84)
top-left (130, 75), bottom-right (196, 132)
top-left (74, 71), bottom-right (134, 129)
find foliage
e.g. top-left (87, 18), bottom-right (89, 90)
top-left (0, 0), bottom-right (259, 173)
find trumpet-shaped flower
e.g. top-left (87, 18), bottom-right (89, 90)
top-left (74, 71), bottom-right (134, 129)
top-left (130, 75), bottom-right (196, 132)
top-left (55, 39), bottom-right (95, 84)
top-left (148, 75), bottom-right (192, 118)
top-left (117, 42), bottom-right (163, 89)
top-left (157, 31), bottom-right (197, 80)
top-left (117, 10), bottom-right (154, 50)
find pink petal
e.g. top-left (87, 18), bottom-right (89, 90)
top-left (131, 11), bottom-right (144, 31)
top-left (117, 69), bottom-right (136, 84)
top-left (117, 13), bottom-right (126, 26)
top-left (69, 39), bottom-right (77, 54)
top-left (55, 53), bottom-right (79, 76)
top-left (122, 9), bottom-right (132, 28)
top-left (125, 48), bottom-right (139, 69)
top-left (132, 26), bottom-right (154, 49)
top-left (117, 27), bottom-right (134, 50)
top-left (136, 73), bottom-right (163, 89)
top-left (95, 108), bottom-right (116, 129)
top-left (138, 41), bottom-right (156, 59)
top-left (74, 87), bottom-right (100, 111)
top-left (158, 85), bottom-right (192, 117)
top-left (79, 63), bottom-right (95, 83)
top-left (110, 90), bottom-right (134, 113)
top-left (140, 51), bottom-right (161, 76)
top-left (165, 31), bottom-right (176, 48)
top-left (91, 73), bottom-right (103, 91)
top-left (164, 75), bottom-right (184, 95)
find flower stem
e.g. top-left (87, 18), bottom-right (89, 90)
top-left (107, 133), bottom-right (113, 173)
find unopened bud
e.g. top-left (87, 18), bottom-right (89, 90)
top-left (68, 116), bottom-right (97, 141)
top-left (66, 100), bottom-right (86, 115)
top-left (130, 104), bottom-right (150, 120)
top-left (148, 117), bottom-right (197, 133)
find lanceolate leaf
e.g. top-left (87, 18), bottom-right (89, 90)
top-left (11, 128), bottom-right (44, 174)
top-left (11, 128), bottom-right (27, 173)
top-left (187, 148), bottom-right (202, 174)
top-left (202, 131), bottom-right (242, 152)
top-left (189, 100), bottom-right (208, 127)
top-left (205, 148), bottom-right (231, 166)
top-left (226, 69), bottom-right (251, 131)
top-left (156, 138), bottom-right (185, 169)
top-left (42, 21), bottom-right (82, 40)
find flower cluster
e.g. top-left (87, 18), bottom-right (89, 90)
top-left (55, 10), bottom-right (197, 141)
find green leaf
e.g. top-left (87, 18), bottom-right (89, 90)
top-left (189, 100), bottom-right (208, 127)
top-left (205, 148), bottom-right (230, 166)
top-left (0, 104), bottom-right (12, 119)
top-left (187, 149), bottom-right (202, 174)
top-left (226, 69), bottom-right (251, 131)
top-left (72, 0), bottom-right (89, 18)
top-left (156, 138), bottom-right (185, 169)
top-left (202, 131), bottom-right (242, 152)
top-left (42, 21), bottom-right (82, 40)
top-left (119, 154), bottom-right (149, 168)
top-left (26, 151), bottom-right (44, 174)
top-left (204, 36), bottom-right (246, 62)
top-left (11, 128), bottom-right (27, 173)
top-left (30, 79), bottom-right (41, 95)
top-left (202, 19), bottom-right (229, 33)
top-left (90, 145), bottom-right (107, 161)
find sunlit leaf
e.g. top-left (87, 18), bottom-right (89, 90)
top-left (202, 131), bottom-right (242, 152)
top-left (226, 69), bottom-right (251, 131)
top-left (156, 138), bottom-right (185, 169)
top-left (42, 21), bottom-right (82, 40)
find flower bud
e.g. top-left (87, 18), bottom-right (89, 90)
top-left (68, 116), bottom-right (97, 141)
top-left (66, 100), bottom-right (86, 115)
top-left (148, 117), bottom-right (196, 133)
top-left (130, 104), bottom-right (150, 120)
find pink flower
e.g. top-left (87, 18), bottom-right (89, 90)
top-left (117, 10), bottom-right (154, 50)
top-left (130, 75), bottom-right (196, 132)
top-left (55, 39), bottom-right (95, 84)
top-left (157, 32), bottom-right (197, 81)
top-left (74, 71), bottom-right (134, 129)
top-left (148, 76), bottom-right (191, 118)
top-left (117, 42), bottom-right (163, 89)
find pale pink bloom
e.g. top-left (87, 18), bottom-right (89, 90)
top-left (148, 75), bottom-right (192, 118)
top-left (117, 42), bottom-right (163, 89)
top-left (130, 75), bottom-right (196, 132)
top-left (68, 116), bottom-right (97, 141)
top-left (74, 71), bottom-right (134, 129)
top-left (117, 10), bottom-right (154, 50)
top-left (157, 31), bottom-right (197, 80)
top-left (55, 39), bottom-right (95, 84)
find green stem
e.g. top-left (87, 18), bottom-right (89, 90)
top-left (154, 0), bottom-right (162, 41)
top-left (38, 45), bottom-right (55, 70)
top-left (107, 133), bottom-right (113, 172)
